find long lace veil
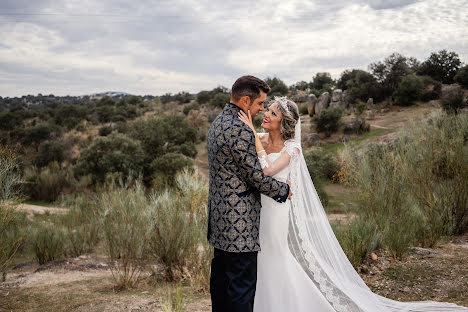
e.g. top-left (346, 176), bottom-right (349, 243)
top-left (286, 117), bottom-right (468, 312)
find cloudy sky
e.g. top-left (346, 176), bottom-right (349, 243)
top-left (1, 0), bottom-right (467, 97)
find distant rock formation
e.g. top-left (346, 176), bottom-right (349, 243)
top-left (315, 92), bottom-right (330, 115)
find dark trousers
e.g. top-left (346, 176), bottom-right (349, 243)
top-left (210, 247), bottom-right (258, 312)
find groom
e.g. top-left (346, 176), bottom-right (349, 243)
top-left (206, 75), bottom-right (292, 312)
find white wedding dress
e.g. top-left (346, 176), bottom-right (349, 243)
top-left (254, 149), bottom-right (335, 311)
top-left (253, 122), bottom-right (468, 312)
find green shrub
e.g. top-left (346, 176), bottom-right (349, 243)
top-left (149, 169), bottom-right (211, 287)
top-left (303, 148), bottom-right (341, 206)
top-left (23, 162), bottom-right (70, 202)
top-left (0, 145), bottom-right (28, 279)
top-left (129, 115), bottom-right (198, 161)
top-left (393, 74), bottom-right (424, 106)
top-left (454, 65), bottom-right (468, 89)
top-left (209, 93), bottom-right (231, 108)
top-left (299, 103), bottom-right (309, 115)
top-left (31, 223), bottom-right (65, 265)
top-left (34, 140), bottom-right (66, 168)
top-left (163, 284), bottom-right (190, 312)
top-left (57, 194), bottom-right (101, 257)
top-left (98, 124), bottom-right (114, 136)
top-left (75, 132), bottom-right (145, 184)
top-left (152, 153), bottom-right (193, 187)
top-left (441, 89), bottom-right (465, 115)
top-left (0, 203), bottom-right (27, 279)
top-left (303, 148), bottom-right (340, 182)
top-left (99, 181), bottom-right (153, 289)
top-left (337, 112), bottom-right (468, 261)
top-left (418, 49), bottom-right (462, 83)
top-left (313, 107), bottom-right (344, 137)
top-left (332, 218), bottom-right (379, 267)
top-left (337, 69), bottom-right (378, 102)
top-left (183, 103), bottom-right (200, 115)
top-left (264, 77), bottom-right (288, 96)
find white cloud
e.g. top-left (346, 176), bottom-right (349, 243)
top-left (0, 0), bottom-right (466, 96)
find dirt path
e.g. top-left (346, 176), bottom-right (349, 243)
top-left (2, 234), bottom-right (467, 311)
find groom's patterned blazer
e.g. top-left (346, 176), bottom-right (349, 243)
top-left (206, 102), bottom-right (290, 252)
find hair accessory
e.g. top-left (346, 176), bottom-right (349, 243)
top-left (273, 96), bottom-right (291, 114)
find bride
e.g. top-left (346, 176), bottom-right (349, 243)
top-left (238, 96), bottom-right (468, 312)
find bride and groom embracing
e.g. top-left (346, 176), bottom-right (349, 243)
top-left (206, 75), bottom-right (468, 312)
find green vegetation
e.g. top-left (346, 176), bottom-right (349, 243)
top-left (335, 112), bottom-right (468, 263)
top-left (313, 107), bottom-right (344, 136)
top-left (454, 65), bottom-right (468, 89)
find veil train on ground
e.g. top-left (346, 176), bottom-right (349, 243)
top-left (286, 117), bottom-right (468, 312)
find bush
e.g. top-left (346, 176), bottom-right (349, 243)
top-left (0, 145), bottom-right (28, 279)
top-left (313, 107), bottom-right (344, 137)
top-left (264, 77), bottom-right (288, 96)
top-left (152, 153), bottom-right (193, 187)
top-left (149, 169), bottom-right (211, 288)
top-left (209, 93), bottom-right (231, 108)
top-left (454, 65), bottom-right (468, 89)
top-left (337, 112), bottom-right (468, 260)
top-left (369, 53), bottom-right (414, 99)
top-left (31, 223), bottom-right (65, 265)
top-left (99, 181), bottom-right (153, 289)
top-left (337, 69), bottom-right (378, 102)
top-left (303, 148), bottom-right (340, 206)
top-left (75, 132), bottom-right (145, 184)
top-left (196, 86), bottom-right (229, 105)
top-left (393, 74), bottom-right (424, 106)
top-left (0, 203), bottom-right (27, 279)
top-left (23, 162), bottom-right (70, 202)
top-left (299, 103), bottom-right (309, 115)
top-left (441, 89), bottom-right (465, 115)
top-left (130, 115), bottom-right (198, 161)
top-left (183, 103), bottom-right (200, 115)
top-left (34, 140), bottom-right (66, 168)
top-left (57, 194), bottom-right (101, 257)
top-left (418, 49), bottom-right (462, 83)
top-left (332, 218), bottom-right (379, 267)
top-left (303, 148), bottom-right (340, 182)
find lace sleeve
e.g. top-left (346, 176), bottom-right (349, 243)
top-left (257, 139), bottom-right (301, 176)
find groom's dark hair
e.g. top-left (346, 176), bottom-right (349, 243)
top-left (231, 75), bottom-right (271, 102)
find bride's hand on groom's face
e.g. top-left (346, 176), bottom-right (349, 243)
top-left (287, 180), bottom-right (293, 200)
top-left (238, 110), bottom-right (255, 132)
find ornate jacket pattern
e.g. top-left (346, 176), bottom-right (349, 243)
top-left (206, 102), bottom-right (290, 252)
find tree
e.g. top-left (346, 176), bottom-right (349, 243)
top-left (310, 73), bottom-right (334, 91)
top-left (337, 69), bottom-right (378, 102)
top-left (34, 140), bottom-right (66, 167)
top-left (291, 81), bottom-right (309, 91)
top-left (313, 107), bottom-right (344, 137)
top-left (129, 115), bottom-right (198, 163)
top-left (151, 152), bottom-right (193, 186)
top-left (369, 52), bottom-right (414, 99)
top-left (75, 132), bottom-right (145, 183)
top-left (264, 77), bottom-right (288, 96)
top-left (393, 74), bottom-right (424, 106)
top-left (454, 65), bottom-right (468, 89)
top-left (441, 89), bottom-right (465, 115)
top-left (418, 50), bottom-right (461, 84)
top-left (210, 93), bottom-right (231, 108)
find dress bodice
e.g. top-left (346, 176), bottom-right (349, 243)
top-left (267, 152), bottom-right (290, 182)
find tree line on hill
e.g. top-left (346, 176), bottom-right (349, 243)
top-left (0, 49), bottom-right (466, 202)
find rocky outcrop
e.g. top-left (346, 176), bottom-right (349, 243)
top-left (329, 89), bottom-right (343, 109)
top-left (307, 94), bottom-right (318, 116)
top-left (315, 92), bottom-right (330, 115)
top-left (305, 133), bottom-right (321, 147)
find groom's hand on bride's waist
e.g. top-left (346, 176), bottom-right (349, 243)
top-left (287, 180), bottom-right (293, 200)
